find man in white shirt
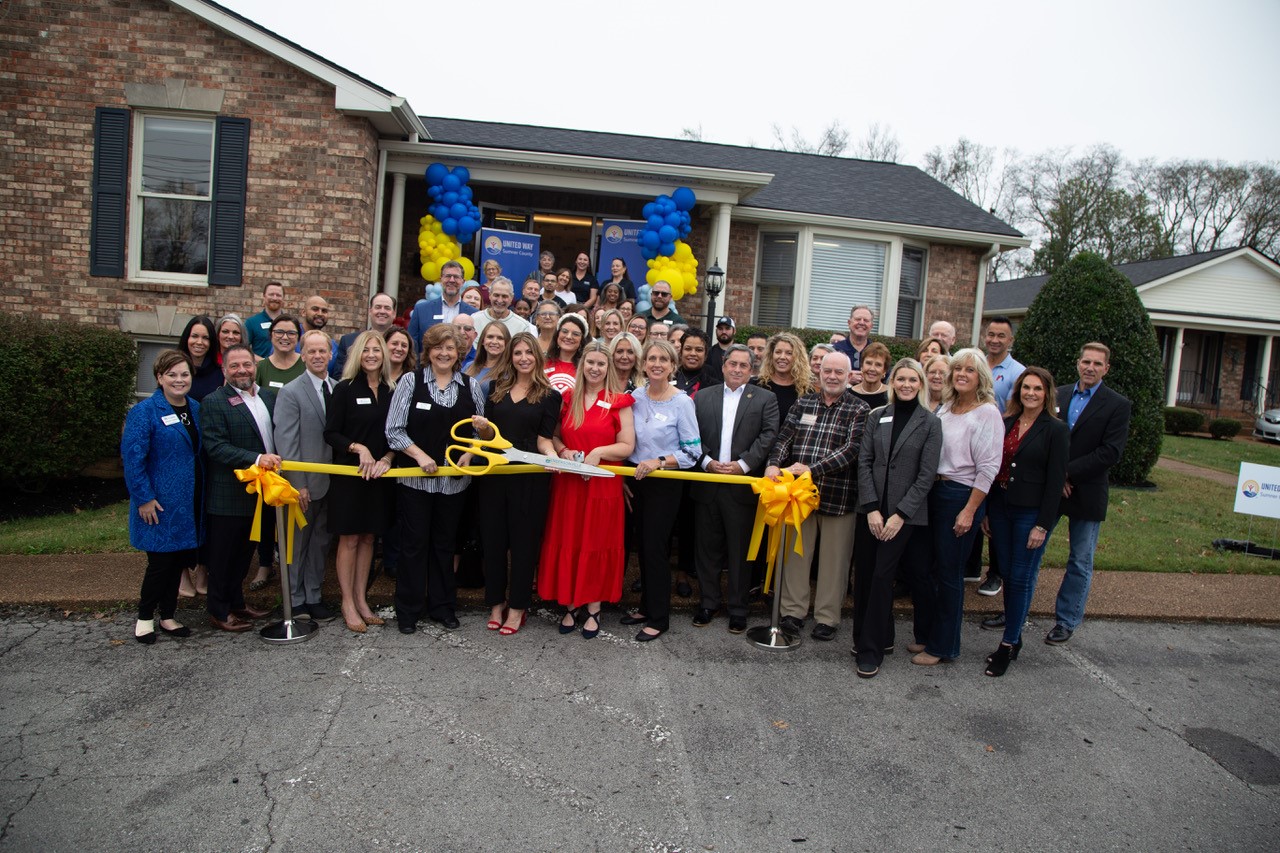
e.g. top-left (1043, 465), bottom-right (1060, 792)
top-left (690, 345), bottom-right (780, 633)
top-left (472, 278), bottom-right (531, 337)
top-left (407, 261), bottom-right (476, 351)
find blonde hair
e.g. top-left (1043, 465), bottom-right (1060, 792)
top-left (942, 347), bottom-right (995, 407)
top-left (921, 353), bottom-right (951, 411)
top-left (567, 341), bottom-right (623, 429)
top-left (641, 339), bottom-right (679, 385)
top-left (489, 332), bottom-right (553, 406)
top-left (887, 358), bottom-right (926, 404)
top-left (608, 332), bottom-right (643, 388)
top-left (758, 332), bottom-right (814, 395)
top-left (341, 330), bottom-right (393, 388)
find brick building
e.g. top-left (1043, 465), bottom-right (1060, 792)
top-left (2, 0), bottom-right (1025, 396)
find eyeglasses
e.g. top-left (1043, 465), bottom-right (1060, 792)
top-left (273, 330), bottom-right (298, 338)
top-left (559, 329), bottom-right (583, 339)
top-left (651, 291), bottom-right (671, 298)
top-left (537, 312), bottom-right (560, 318)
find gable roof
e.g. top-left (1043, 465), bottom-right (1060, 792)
top-left (418, 117), bottom-right (1025, 243)
top-left (984, 248), bottom-right (1242, 312)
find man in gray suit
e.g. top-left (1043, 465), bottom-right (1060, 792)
top-left (691, 345), bottom-right (780, 633)
top-left (273, 330), bottom-right (336, 620)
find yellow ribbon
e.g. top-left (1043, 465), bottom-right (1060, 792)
top-left (279, 460), bottom-right (762, 484)
top-left (234, 465), bottom-right (308, 566)
top-left (747, 471), bottom-right (820, 594)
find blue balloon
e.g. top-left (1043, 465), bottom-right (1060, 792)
top-left (664, 212), bottom-right (682, 228)
top-left (640, 247), bottom-right (657, 260)
top-left (642, 202), bottom-right (656, 219)
top-left (432, 204), bottom-right (448, 221)
top-left (659, 242), bottom-right (676, 256)
top-left (452, 166), bottom-right (471, 185)
top-left (442, 174), bottom-right (461, 192)
top-left (459, 216), bottom-right (476, 235)
top-left (442, 217), bottom-right (458, 236)
top-left (442, 191), bottom-right (458, 206)
top-left (672, 187), bottom-right (696, 211)
top-left (638, 284), bottom-right (651, 298)
top-left (460, 186), bottom-right (473, 201)
top-left (646, 215), bottom-right (663, 231)
top-left (636, 301), bottom-right (652, 313)
top-left (449, 202), bottom-right (467, 219)
top-left (679, 223), bottom-right (692, 238)
top-left (426, 163), bottom-right (449, 186)
top-left (641, 230), bottom-right (660, 250)
top-left (658, 225), bottom-right (678, 244)
top-left (427, 185), bottom-right (442, 198)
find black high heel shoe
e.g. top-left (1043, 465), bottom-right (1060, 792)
top-left (984, 643), bottom-right (1017, 677)
top-left (985, 639), bottom-right (1022, 664)
top-left (158, 622), bottom-right (192, 638)
top-left (581, 608), bottom-right (603, 640)
top-left (558, 608), bottom-right (579, 635)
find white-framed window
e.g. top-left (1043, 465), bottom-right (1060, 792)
top-left (753, 232), bottom-right (798, 326)
top-left (129, 113), bottom-right (215, 283)
top-left (805, 235), bottom-right (887, 331)
top-left (133, 338), bottom-right (178, 399)
top-left (896, 246), bottom-right (928, 337)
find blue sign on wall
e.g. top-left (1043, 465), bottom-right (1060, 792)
top-left (597, 220), bottom-right (647, 300)
top-left (480, 228), bottom-right (541, 290)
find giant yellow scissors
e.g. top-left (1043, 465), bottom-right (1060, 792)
top-left (444, 418), bottom-right (615, 477)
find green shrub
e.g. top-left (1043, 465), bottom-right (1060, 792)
top-left (1208, 417), bottom-right (1242, 440)
top-left (0, 313), bottom-right (137, 483)
top-left (1013, 251), bottom-right (1165, 485)
top-left (1164, 407), bottom-right (1205, 435)
top-left (735, 324), bottom-right (920, 366)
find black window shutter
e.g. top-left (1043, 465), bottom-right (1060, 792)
top-left (208, 116), bottom-right (250, 286)
top-left (89, 107), bottom-right (130, 278)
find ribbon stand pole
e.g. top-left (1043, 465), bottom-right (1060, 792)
top-left (260, 505), bottom-right (318, 645)
top-left (746, 524), bottom-right (801, 651)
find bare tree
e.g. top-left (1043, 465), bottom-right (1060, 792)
top-left (770, 120), bottom-right (850, 157)
top-left (679, 124), bottom-right (703, 143)
top-left (852, 122), bottom-right (901, 162)
top-left (1239, 164), bottom-right (1280, 259)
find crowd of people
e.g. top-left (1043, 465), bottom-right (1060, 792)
top-left (123, 266), bottom-right (1131, 680)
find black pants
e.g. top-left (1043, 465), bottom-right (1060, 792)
top-left (635, 477), bottom-right (683, 631)
top-left (395, 486), bottom-right (466, 624)
top-left (693, 489), bottom-right (754, 617)
top-left (675, 484), bottom-right (696, 578)
top-left (479, 475), bottom-right (548, 611)
top-left (138, 548), bottom-right (197, 620)
top-left (206, 513), bottom-right (257, 620)
top-left (902, 523), bottom-right (935, 646)
top-left (851, 516), bottom-right (915, 667)
top-left (966, 527), bottom-right (1001, 580)
top-left (257, 506), bottom-right (277, 568)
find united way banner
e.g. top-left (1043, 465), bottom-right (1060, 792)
top-left (480, 228), bottom-right (540, 288)
top-left (597, 220), bottom-right (647, 289)
top-left (1234, 462), bottom-right (1280, 519)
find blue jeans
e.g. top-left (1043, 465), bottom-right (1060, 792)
top-left (986, 489), bottom-right (1052, 646)
top-left (927, 479), bottom-right (986, 659)
top-left (1054, 517), bottom-right (1102, 630)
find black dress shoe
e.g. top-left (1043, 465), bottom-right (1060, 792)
top-left (728, 616), bottom-right (747, 634)
top-left (432, 614), bottom-right (460, 630)
top-left (1045, 624), bottom-right (1073, 645)
top-left (619, 611), bottom-right (648, 625)
top-left (981, 614), bottom-right (1006, 630)
top-left (779, 615), bottom-right (804, 634)
top-left (692, 608), bottom-right (714, 627)
top-left (398, 621), bottom-right (417, 635)
top-left (306, 602), bottom-right (336, 621)
top-left (675, 581), bottom-right (693, 597)
top-left (635, 627), bottom-right (665, 642)
top-left (135, 631), bottom-right (156, 645)
top-left (158, 623), bottom-right (191, 638)
top-left (811, 623), bottom-right (837, 642)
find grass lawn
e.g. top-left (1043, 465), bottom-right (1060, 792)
top-left (0, 500), bottom-right (133, 555)
top-left (1041, 466), bottom-right (1280, 575)
top-left (1160, 433), bottom-right (1280, 475)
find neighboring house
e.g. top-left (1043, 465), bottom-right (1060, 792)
top-left (984, 247), bottom-right (1280, 417)
top-left (2, 0), bottom-right (1026, 399)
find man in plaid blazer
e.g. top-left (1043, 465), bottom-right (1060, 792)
top-left (200, 344), bottom-right (282, 632)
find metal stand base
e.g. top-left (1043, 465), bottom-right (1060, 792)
top-left (747, 624), bottom-right (801, 650)
top-left (260, 618), bottom-right (319, 644)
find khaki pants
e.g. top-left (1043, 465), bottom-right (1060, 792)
top-left (779, 511), bottom-right (855, 627)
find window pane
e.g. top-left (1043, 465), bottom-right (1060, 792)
top-left (141, 197), bottom-right (209, 274)
top-left (806, 237), bottom-right (886, 331)
top-left (141, 116), bottom-right (213, 195)
top-left (754, 233), bottom-right (797, 326)
top-left (896, 247), bottom-right (926, 337)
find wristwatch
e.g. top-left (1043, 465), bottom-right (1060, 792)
top-left (659, 455), bottom-right (668, 468)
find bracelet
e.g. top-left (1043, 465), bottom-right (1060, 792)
top-left (1033, 525), bottom-right (1047, 534)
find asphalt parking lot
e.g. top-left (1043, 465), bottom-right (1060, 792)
top-left (1, 609), bottom-right (1277, 852)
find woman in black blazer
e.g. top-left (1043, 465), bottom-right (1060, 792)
top-left (982, 366), bottom-right (1070, 677)
top-left (852, 358), bottom-right (943, 678)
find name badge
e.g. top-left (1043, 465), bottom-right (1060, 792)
top-left (662, 319), bottom-right (674, 325)
top-left (415, 401), bottom-right (432, 411)
top-left (229, 396), bottom-right (244, 407)
top-left (879, 416), bottom-right (893, 424)
top-left (260, 321), bottom-right (271, 329)
top-left (655, 412), bottom-right (668, 422)
top-left (799, 413), bottom-right (818, 426)
top-left (596, 399), bottom-right (612, 410)
top-left (161, 413), bottom-right (180, 426)
top-left (434, 314), bottom-right (444, 320)
top-left (357, 397), bottom-right (372, 406)
top-left (269, 381), bottom-right (284, 389)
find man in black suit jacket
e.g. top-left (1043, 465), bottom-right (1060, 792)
top-left (691, 345), bottom-right (780, 633)
top-left (200, 345), bottom-right (282, 632)
top-left (1047, 342), bottom-right (1131, 645)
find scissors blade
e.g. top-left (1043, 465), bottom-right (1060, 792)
top-left (503, 449), bottom-right (614, 477)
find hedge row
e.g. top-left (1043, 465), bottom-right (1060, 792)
top-left (0, 313), bottom-right (137, 483)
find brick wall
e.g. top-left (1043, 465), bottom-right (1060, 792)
top-left (0, 0), bottom-right (380, 336)
top-left (924, 243), bottom-right (984, 345)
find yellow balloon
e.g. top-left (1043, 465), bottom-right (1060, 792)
top-left (422, 261), bottom-right (440, 281)
top-left (646, 269), bottom-right (660, 285)
top-left (459, 257), bottom-right (475, 279)
top-left (669, 280), bottom-right (685, 301)
top-left (675, 242), bottom-right (693, 259)
top-left (431, 221), bottom-right (443, 234)
top-left (665, 270), bottom-right (684, 292)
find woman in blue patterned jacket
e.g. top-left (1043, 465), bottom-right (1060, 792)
top-left (121, 350), bottom-right (205, 645)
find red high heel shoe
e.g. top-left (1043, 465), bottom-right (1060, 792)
top-left (499, 611), bottom-right (527, 636)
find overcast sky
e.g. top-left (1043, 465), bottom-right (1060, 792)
top-left (220, 0), bottom-right (1278, 165)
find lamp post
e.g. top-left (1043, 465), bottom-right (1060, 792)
top-left (703, 258), bottom-right (725, 338)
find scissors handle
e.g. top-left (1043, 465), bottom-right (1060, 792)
top-left (450, 418), bottom-right (512, 450)
top-left (444, 443), bottom-right (501, 476)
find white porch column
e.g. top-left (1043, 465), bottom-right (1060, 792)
top-left (703, 203), bottom-right (733, 321)
top-left (1259, 335), bottom-right (1275, 415)
top-left (1165, 326), bottom-right (1186, 407)
top-left (381, 171), bottom-right (408, 302)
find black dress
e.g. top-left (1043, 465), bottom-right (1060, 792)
top-left (324, 374), bottom-right (394, 536)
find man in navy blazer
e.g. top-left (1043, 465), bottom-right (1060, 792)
top-left (274, 330), bottom-right (335, 620)
top-left (406, 260), bottom-right (476, 353)
top-left (691, 345), bottom-right (780, 633)
top-left (200, 344), bottom-right (282, 632)
top-left (1047, 342), bottom-right (1131, 645)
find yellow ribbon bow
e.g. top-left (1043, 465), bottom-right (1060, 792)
top-left (747, 471), bottom-right (821, 594)
top-left (235, 465), bottom-right (308, 566)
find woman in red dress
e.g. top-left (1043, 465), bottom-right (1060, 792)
top-left (538, 341), bottom-right (635, 639)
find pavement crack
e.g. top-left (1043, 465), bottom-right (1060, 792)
top-left (0, 775), bottom-right (42, 841)
top-left (258, 763), bottom-right (278, 851)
